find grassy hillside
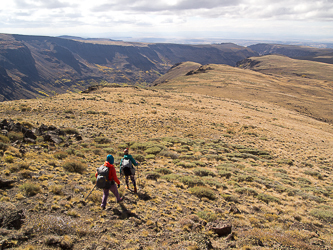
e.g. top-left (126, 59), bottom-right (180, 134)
top-left (153, 55), bottom-right (333, 124)
top-left (0, 85), bottom-right (332, 249)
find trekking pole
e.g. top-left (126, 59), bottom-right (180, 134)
top-left (85, 184), bottom-right (97, 201)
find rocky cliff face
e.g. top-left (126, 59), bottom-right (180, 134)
top-left (0, 34), bottom-right (259, 101)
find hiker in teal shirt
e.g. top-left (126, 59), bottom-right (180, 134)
top-left (120, 148), bottom-right (139, 193)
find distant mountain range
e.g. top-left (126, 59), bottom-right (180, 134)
top-left (0, 33), bottom-right (333, 101)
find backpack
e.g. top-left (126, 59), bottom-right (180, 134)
top-left (122, 159), bottom-right (132, 169)
top-left (96, 165), bottom-right (114, 189)
top-left (121, 158), bottom-right (135, 175)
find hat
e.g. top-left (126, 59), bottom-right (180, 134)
top-left (124, 148), bottom-right (129, 154)
top-left (106, 154), bottom-right (114, 164)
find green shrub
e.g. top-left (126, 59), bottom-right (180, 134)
top-left (19, 182), bottom-right (41, 196)
top-left (144, 146), bottom-right (162, 155)
top-left (63, 160), bottom-right (87, 174)
top-left (155, 168), bottom-right (173, 175)
top-left (180, 176), bottom-right (205, 187)
top-left (145, 154), bottom-right (156, 159)
top-left (0, 135), bottom-right (10, 143)
top-left (0, 142), bottom-right (8, 151)
top-left (203, 177), bottom-right (226, 189)
top-left (197, 210), bottom-right (218, 222)
top-left (131, 154), bottom-right (145, 162)
top-left (8, 131), bottom-right (24, 142)
top-left (193, 168), bottom-right (216, 177)
top-left (92, 149), bottom-right (103, 155)
top-left (103, 148), bottom-right (115, 154)
top-left (304, 170), bottom-right (323, 179)
top-left (235, 187), bottom-right (258, 196)
top-left (189, 186), bottom-right (216, 200)
top-left (221, 194), bottom-right (239, 203)
top-left (218, 170), bottom-right (232, 178)
top-left (297, 177), bottom-right (312, 185)
top-left (53, 151), bottom-right (68, 160)
top-left (159, 149), bottom-right (179, 159)
top-left (257, 193), bottom-right (280, 204)
top-left (310, 207), bottom-right (333, 222)
top-left (193, 161), bottom-right (206, 167)
top-left (94, 137), bottom-right (110, 144)
top-left (161, 174), bottom-right (180, 182)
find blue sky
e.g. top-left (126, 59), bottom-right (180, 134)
top-left (1, 0), bottom-right (332, 42)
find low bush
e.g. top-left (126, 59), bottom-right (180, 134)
top-left (103, 147), bottom-right (115, 154)
top-left (63, 160), bottom-right (87, 174)
top-left (155, 168), bottom-right (173, 175)
top-left (310, 207), bottom-right (333, 222)
top-left (160, 174), bottom-right (180, 182)
top-left (197, 210), bottom-right (218, 222)
top-left (19, 182), bottom-right (41, 196)
top-left (53, 151), bottom-right (68, 160)
top-left (189, 186), bottom-right (216, 200)
top-left (8, 131), bottom-right (24, 142)
top-left (193, 168), bottom-right (216, 177)
top-left (257, 193), bottom-right (280, 204)
top-left (144, 146), bottom-right (162, 155)
top-left (94, 137), bottom-right (110, 144)
top-left (62, 128), bottom-right (79, 135)
top-left (235, 187), bottom-right (258, 196)
top-left (0, 135), bottom-right (10, 143)
top-left (218, 170), bottom-right (232, 178)
top-left (180, 176), bottom-right (205, 187)
top-left (50, 185), bottom-right (64, 195)
top-left (304, 170), bottom-right (323, 179)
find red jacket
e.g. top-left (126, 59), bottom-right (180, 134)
top-left (95, 161), bottom-right (120, 185)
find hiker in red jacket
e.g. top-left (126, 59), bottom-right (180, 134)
top-left (95, 154), bottom-right (124, 209)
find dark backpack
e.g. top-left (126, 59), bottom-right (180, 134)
top-left (96, 165), bottom-right (113, 189)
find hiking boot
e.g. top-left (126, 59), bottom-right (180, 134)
top-left (118, 197), bottom-right (125, 203)
top-left (101, 206), bottom-right (106, 210)
top-left (134, 187), bottom-right (137, 194)
top-left (126, 185), bottom-right (129, 189)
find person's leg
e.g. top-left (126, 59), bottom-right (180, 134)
top-left (101, 188), bottom-right (109, 208)
top-left (130, 175), bottom-right (137, 193)
top-left (125, 175), bottom-right (130, 188)
top-left (109, 183), bottom-right (122, 202)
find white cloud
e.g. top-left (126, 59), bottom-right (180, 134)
top-left (0, 0), bottom-right (332, 40)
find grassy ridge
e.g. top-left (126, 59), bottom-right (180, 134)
top-left (0, 86), bottom-right (332, 249)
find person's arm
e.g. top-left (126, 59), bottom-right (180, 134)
top-left (129, 155), bottom-right (138, 166)
top-left (110, 166), bottom-right (120, 185)
top-left (119, 158), bottom-right (123, 174)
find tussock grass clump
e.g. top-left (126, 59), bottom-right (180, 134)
top-left (144, 146), bottom-right (162, 155)
top-left (310, 206), bottom-right (333, 222)
top-left (197, 210), bottom-right (218, 222)
top-left (50, 185), bottom-right (64, 195)
top-left (189, 186), bottom-right (216, 200)
top-left (218, 170), bottom-right (232, 178)
top-left (26, 214), bottom-right (96, 237)
top-left (0, 134), bottom-right (10, 143)
top-left (203, 177), bottom-right (226, 189)
top-left (94, 137), bottom-right (110, 144)
top-left (103, 147), bottom-right (115, 154)
top-left (159, 149), bottom-right (179, 159)
top-left (19, 182), bottom-right (41, 196)
top-left (160, 174), bottom-right (180, 182)
top-left (303, 170), bottom-right (323, 179)
top-left (235, 187), bottom-right (258, 196)
top-left (193, 168), bottom-right (216, 177)
top-left (53, 151), bottom-right (68, 159)
top-left (62, 160), bottom-right (87, 174)
top-left (155, 168), bottom-right (173, 175)
top-left (181, 176), bottom-right (205, 187)
top-left (145, 171), bottom-right (161, 180)
top-left (8, 131), bottom-right (24, 142)
top-left (257, 193), bottom-right (280, 204)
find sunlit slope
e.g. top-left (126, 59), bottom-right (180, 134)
top-left (153, 55), bottom-right (333, 124)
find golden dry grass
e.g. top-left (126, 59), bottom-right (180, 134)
top-left (0, 78), bottom-right (332, 249)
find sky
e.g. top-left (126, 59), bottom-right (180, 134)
top-left (1, 0), bottom-right (332, 42)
